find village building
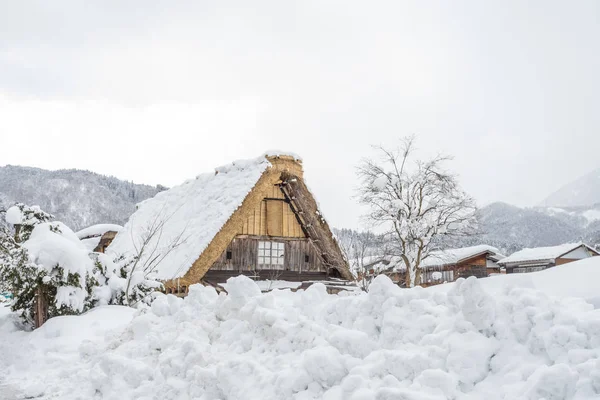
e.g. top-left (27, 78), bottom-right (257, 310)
top-left (419, 245), bottom-right (505, 286)
top-left (75, 224), bottom-right (122, 253)
top-left (107, 153), bottom-right (354, 294)
top-left (358, 245), bottom-right (504, 287)
top-left (497, 242), bottom-right (599, 273)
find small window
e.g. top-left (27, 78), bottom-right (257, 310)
top-left (305, 254), bottom-right (310, 263)
top-left (226, 250), bottom-right (232, 260)
top-left (258, 241), bottom-right (285, 269)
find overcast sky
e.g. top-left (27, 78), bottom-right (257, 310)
top-left (1, 1), bottom-right (599, 229)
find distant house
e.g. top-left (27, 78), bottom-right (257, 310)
top-left (497, 243), bottom-right (599, 273)
top-left (360, 245), bottom-right (504, 287)
top-left (75, 223), bottom-right (122, 253)
top-left (108, 153), bottom-right (354, 294)
top-left (419, 245), bottom-right (505, 286)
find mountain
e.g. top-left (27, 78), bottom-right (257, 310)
top-left (540, 168), bottom-right (600, 208)
top-left (0, 165), bottom-right (164, 231)
top-left (467, 202), bottom-right (587, 254)
top-left (337, 202), bottom-right (600, 258)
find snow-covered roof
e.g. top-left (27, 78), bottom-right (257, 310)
top-left (108, 154), bottom-right (295, 280)
top-left (80, 236), bottom-right (103, 252)
top-left (421, 245), bottom-right (502, 268)
top-left (75, 224), bottom-right (123, 240)
top-left (498, 243), bottom-right (595, 265)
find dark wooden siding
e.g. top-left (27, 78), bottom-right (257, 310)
top-left (421, 253), bottom-right (491, 285)
top-left (203, 269), bottom-right (329, 284)
top-left (211, 235), bottom-right (327, 273)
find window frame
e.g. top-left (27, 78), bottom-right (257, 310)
top-left (257, 241), bottom-right (285, 269)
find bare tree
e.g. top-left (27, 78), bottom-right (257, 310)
top-left (357, 136), bottom-right (477, 287)
top-left (122, 211), bottom-right (188, 306)
top-left (337, 229), bottom-right (388, 291)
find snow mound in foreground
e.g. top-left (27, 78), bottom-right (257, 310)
top-left (5, 272), bottom-right (600, 400)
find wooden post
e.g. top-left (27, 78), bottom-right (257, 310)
top-left (34, 286), bottom-right (48, 329)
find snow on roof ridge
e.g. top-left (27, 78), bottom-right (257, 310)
top-left (263, 150), bottom-right (303, 161)
top-left (499, 242), bottom-right (586, 264)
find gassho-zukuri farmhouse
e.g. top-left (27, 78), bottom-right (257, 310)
top-left (107, 153), bottom-right (354, 294)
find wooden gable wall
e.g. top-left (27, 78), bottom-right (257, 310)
top-left (239, 184), bottom-right (305, 238)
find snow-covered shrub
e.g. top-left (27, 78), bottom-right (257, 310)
top-left (0, 225), bottom-right (41, 323)
top-left (1, 203), bottom-right (162, 327)
top-left (98, 253), bottom-right (163, 307)
top-left (5, 203), bottom-right (54, 243)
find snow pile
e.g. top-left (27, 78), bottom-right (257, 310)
top-left (3, 262), bottom-right (600, 399)
top-left (75, 224), bottom-right (123, 239)
top-left (499, 243), bottom-right (588, 264)
top-left (222, 280), bottom-right (303, 292)
top-left (470, 257), bottom-right (600, 307)
top-left (0, 306), bottom-right (136, 399)
top-left (108, 155), bottom-right (273, 280)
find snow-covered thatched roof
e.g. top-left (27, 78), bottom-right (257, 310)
top-left (498, 243), bottom-right (598, 265)
top-left (421, 245), bottom-right (503, 268)
top-left (108, 155), bottom-right (273, 280)
top-left (107, 153), bottom-right (328, 281)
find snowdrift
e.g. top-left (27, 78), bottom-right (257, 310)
top-left (429, 256), bottom-right (600, 307)
top-left (1, 260), bottom-right (600, 399)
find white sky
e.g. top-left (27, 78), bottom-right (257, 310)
top-left (1, 1), bottom-right (599, 229)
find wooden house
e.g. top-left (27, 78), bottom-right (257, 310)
top-left (108, 153), bottom-right (353, 294)
top-left (76, 224), bottom-right (122, 253)
top-left (419, 245), bottom-right (505, 286)
top-left (497, 243), bottom-right (599, 273)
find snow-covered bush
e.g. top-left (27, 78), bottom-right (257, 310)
top-left (97, 253), bottom-right (163, 307)
top-left (5, 203), bottom-right (54, 242)
top-left (0, 204), bottom-right (162, 327)
top-left (0, 226), bottom-right (41, 323)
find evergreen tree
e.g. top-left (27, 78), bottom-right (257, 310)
top-left (1, 203), bottom-right (163, 327)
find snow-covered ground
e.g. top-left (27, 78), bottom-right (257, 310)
top-left (1, 259), bottom-right (600, 399)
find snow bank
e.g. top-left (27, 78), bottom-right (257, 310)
top-left (222, 280), bottom-right (302, 292)
top-left (471, 257), bottom-right (600, 307)
top-left (0, 306), bottom-right (136, 398)
top-left (108, 155), bottom-right (272, 280)
top-left (75, 224), bottom-right (123, 239)
top-left (3, 267), bottom-right (600, 399)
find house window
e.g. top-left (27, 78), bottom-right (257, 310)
top-left (423, 270), bottom-right (454, 283)
top-left (258, 241), bottom-right (285, 269)
top-left (305, 254), bottom-right (310, 263)
top-left (226, 250), bottom-right (232, 260)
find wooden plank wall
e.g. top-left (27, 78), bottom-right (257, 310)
top-left (211, 236), bottom-right (327, 273)
top-left (240, 184), bottom-right (305, 238)
top-left (204, 269), bottom-right (329, 283)
top-left (455, 254), bottom-right (489, 279)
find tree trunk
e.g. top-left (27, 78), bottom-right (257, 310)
top-left (405, 268), bottom-right (414, 288)
top-left (34, 286), bottom-right (48, 329)
top-left (415, 266), bottom-right (422, 287)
